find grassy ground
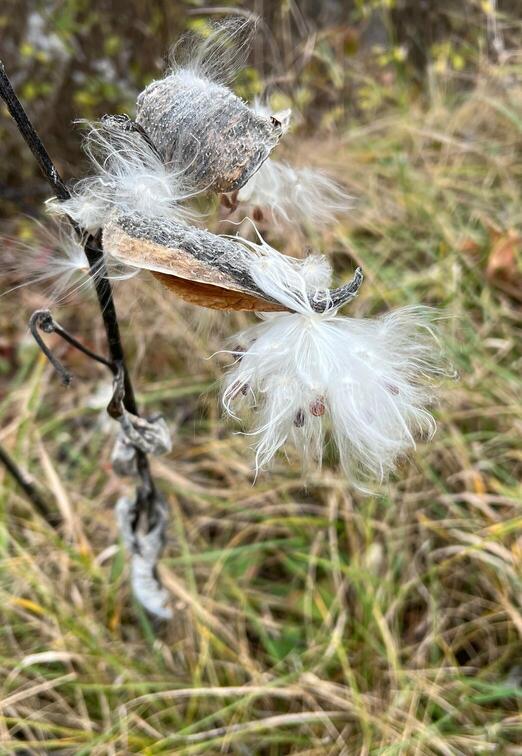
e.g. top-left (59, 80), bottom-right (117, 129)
top-left (1, 30), bottom-right (522, 756)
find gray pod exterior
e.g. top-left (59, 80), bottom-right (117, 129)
top-left (103, 213), bottom-right (363, 313)
top-left (136, 74), bottom-right (283, 194)
top-left (104, 213), bottom-right (286, 310)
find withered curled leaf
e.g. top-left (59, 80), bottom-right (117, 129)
top-left (116, 495), bottom-right (172, 620)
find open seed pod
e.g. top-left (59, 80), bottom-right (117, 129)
top-left (136, 76), bottom-right (286, 194)
top-left (135, 19), bottom-right (287, 193)
top-left (102, 213), bottom-right (363, 312)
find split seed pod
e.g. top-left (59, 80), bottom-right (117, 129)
top-left (103, 212), bottom-right (451, 484)
top-left (102, 213), bottom-right (363, 312)
top-left (135, 18), bottom-right (287, 193)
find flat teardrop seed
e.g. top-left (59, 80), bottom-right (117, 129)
top-left (309, 398), bottom-right (326, 417)
top-left (294, 409), bottom-right (305, 427)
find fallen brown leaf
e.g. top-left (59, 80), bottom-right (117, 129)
top-left (485, 227), bottom-right (522, 301)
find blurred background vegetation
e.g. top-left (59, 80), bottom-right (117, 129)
top-left (0, 1), bottom-right (521, 753)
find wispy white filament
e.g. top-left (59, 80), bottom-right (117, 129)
top-left (1, 218), bottom-right (136, 303)
top-left (222, 243), bottom-right (450, 483)
top-left (236, 158), bottom-right (352, 229)
top-left (170, 15), bottom-right (258, 85)
top-left (50, 120), bottom-right (197, 232)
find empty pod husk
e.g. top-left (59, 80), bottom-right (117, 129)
top-left (102, 213), bottom-right (363, 312)
top-left (136, 19), bottom-right (287, 193)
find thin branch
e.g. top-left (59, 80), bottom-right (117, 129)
top-left (29, 309), bottom-right (129, 421)
top-left (0, 442), bottom-right (60, 526)
top-left (29, 309), bottom-right (118, 386)
top-left (0, 60), bottom-right (158, 529)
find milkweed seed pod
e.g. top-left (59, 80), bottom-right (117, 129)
top-left (102, 212), bottom-right (363, 312)
top-left (102, 213), bottom-right (451, 482)
top-left (135, 18), bottom-right (288, 193)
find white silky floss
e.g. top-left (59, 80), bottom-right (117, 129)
top-left (1, 217), bottom-right (136, 304)
top-left (237, 157), bottom-right (352, 229)
top-left (50, 120), bottom-right (195, 233)
top-left (223, 242), bottom-right (449, 484)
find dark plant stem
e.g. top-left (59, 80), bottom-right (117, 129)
top-left (29, 309), bottom-right (118, 386)
top-left (0, 60), bottom-right (157, 527)
top-left (0, 443), bottom-right (60, 526)
top-left (83, 232), bottom-right (140, 414)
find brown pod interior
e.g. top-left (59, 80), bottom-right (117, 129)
top-left (103, 216), bottom-right (288, 312)
top-left (151, 271), bottom-right (286, 311)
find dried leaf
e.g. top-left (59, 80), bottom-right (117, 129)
top-left (120, 413), bottom-right (172, 456)
top-left (111, 432), bottom-right (138, 476)
top-left (486, 228), bottom-right (522, 300)
top-left (116, 495), bottom-right (172, 620)
top-left (112, 414), bottom-right (172, 476)
top-left (486, 228), bottom-right (520, 281)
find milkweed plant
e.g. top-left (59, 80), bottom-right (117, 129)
top-left (0, 17), bottom-right (453, 619)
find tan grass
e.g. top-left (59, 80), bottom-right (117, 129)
top-left (1, 19), bottom-right (522, 756)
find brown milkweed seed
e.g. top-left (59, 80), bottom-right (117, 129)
top-left (309, 397), bottom-right (326, 417)
top-left (294, 409), bottom-right (305, 427)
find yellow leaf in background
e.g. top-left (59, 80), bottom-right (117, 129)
top-left (11, 597), bottom-right (45, 615)
top-left (20, 42), bottom-right (35, 58)
top-left (472, 472), bottom-right (487, 495)
top-left (452, 53), bottom-right (465, 70)
top-left (393, 46), bottom-right (407, 63)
